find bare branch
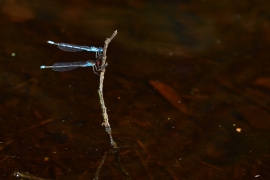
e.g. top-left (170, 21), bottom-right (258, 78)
top-left (95, 30), bottom-right (131, 179)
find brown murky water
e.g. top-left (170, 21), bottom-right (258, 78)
top-left (0, 0), bottom-right (270, 179)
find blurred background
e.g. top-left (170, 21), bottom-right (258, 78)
top-left (0, 0), bottom-right (270, 179)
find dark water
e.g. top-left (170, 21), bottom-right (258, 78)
top-left (0, 0), bottom-right (270, 179)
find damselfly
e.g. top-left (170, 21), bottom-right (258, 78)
top-left (40, 60), bottom-right (100, 75)
top-left (47, 40), bottom-right (103, 58)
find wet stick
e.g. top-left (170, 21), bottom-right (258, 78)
top-left (94, 30), bottom-right (131, 180)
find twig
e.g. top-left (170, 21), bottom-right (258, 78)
top-left (98, 30), bottom-right (117, 148)
top-left (96, 30), bottom-right (131, 179)
top-left (99, 30), bottom-right (117, 68)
